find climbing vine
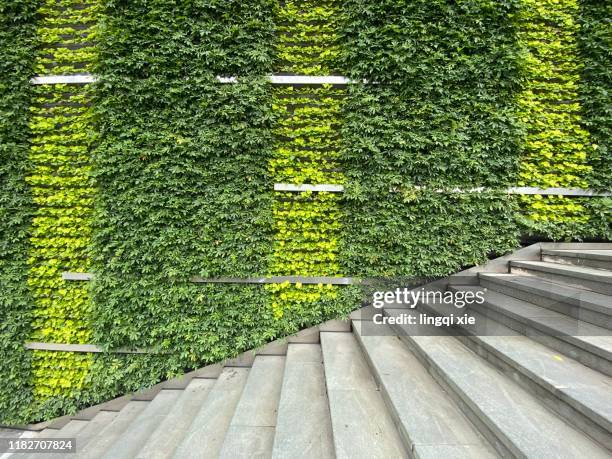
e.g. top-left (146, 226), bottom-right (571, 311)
top-left (275, 0), bottom-right (341, 75)
top-left (514, 0), bottom-right (608, 239)
top-left (339, 0), bottom-right (523, 277)
top-left (22, 0), bottom-right (98, 420)
top-left (27, 83), bottom-right (95, 419)
top-left (267, 0), bottom-right (357, 324)
top-left (0, 0), bottom-right (39, 425)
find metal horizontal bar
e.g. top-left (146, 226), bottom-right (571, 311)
top-left (410, 186), bottom-right (611, 196)
top-left (31, 74), bottom-right (95, 85)
top-left (506, 187), bottom-right (611, 196)
top-left (268, 75), bottom-right (351, 85)
top-left (190, 275), bottom-right (359, 285)
top-left (62, 272), bottom-right (360, 285)
top-left (274, 183), bottom-right (345, 193)
top-left (216, 76), bottom-right (352, 85)
top-left (276, 184), bottom-right (610, 197)
top-left (217, 76), bottom-right (237, 83)
top-left (31, 74), bottom-right (352, 86)
top-left (62, 271), bottom-right (93, 281)
top-left (24, 342), bottom-right (151, 354)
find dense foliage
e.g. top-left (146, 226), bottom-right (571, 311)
top-left (35, 0), bottom-right (99, 75)
top-left (268, 0), bottom-right (357, 325)
top-left (275, 0), bottom-right (341, 75)
top-left (0, 0), bottom-right (38, 425)
top-left (339, 0), bottom-right (524, 277)
top-left (88, 0), bottom-right (278, 396)
top-left (576, 0), bottom-right (612, 241)
top-left (578, 0), bottom-right (612, 190)
top-left (20, 0), bottom-right (98, 421)
top-left (515, 0), bottom-right (609, 240)
top-left (27, 82), bottom-right (95, 419)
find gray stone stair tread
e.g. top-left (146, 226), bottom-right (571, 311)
top-left (479, 273), bottom-right (612, 315)
top-left (352, 321), bottom-right (497, 458)
top-left (219, 426), bottom-right (275, 459)
top-left (320, 332), bottom-right (408, 459)
top-left (478, 333), bottom-right (612, 433)
top-left (218, 355), bottom-right (285, 459)
top-left (420, 299), bottom-right (612, 435)
top-left (543, 249), bottom-right (612, 261)
top-left (0, 431), bottom-right (38, 459)
top-left (72, 411), bottom-right (119, 451)
top-left (4, 430), bottom-right (52, 459)
top-left (272, 344), bottom-right (334, 459)
top-left (53, 419), bottom-right (89, 437)
top-left (172, 367), bottom-right (249, 459)
top-left (100, 389), bottom-right (181, 459)
top-left (77, 400), bottom-right (149, 459)
top-left (136, 378), bottom-right (216, 459)
top-left (413, 444), bottom-right (504, 459)
top-left (467, 288), bottom-right (612, 359)
top-left (35, 415), bottom-right (115, 459)
top-left (0, 428), bottom-right (28, 439)
top-left (511, 260), bottom-right (612, 284)
top-left (383, 311), bottom-right (610, 458)
top-left (27, 421), bottom-right (89, 459)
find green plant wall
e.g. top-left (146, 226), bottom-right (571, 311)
top-left (268, 0), bottom-right (358, 326)
top-left (576, 0), bottom-right (612, 241)
top-left (275, 0), bottom-right (341, 75)
top-left (515, 0), bottom-right (609, 240)
top-left (578, 0), bottom-right (611, 190)
top-left (88, 0), bottom-right (278, 395)
top-left (24, 0), bottom-right (98, 420)
top-left (35, 0), bottom-right (98, 75)
top-left (339, 0), bottom-right (523, 277)
top-left (0, 0), bottom-right (38, 425)
top-left (27, 83), bottom-right (95, 420)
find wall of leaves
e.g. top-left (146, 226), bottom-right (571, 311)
top-left (0, 0), bottom-right (38, 425)
top-left (515, 0), bottom-right (610, 240)
top-left (339, 0), bottom-right (525, 277)
top-left (1, 0), bottom-right (610, 424)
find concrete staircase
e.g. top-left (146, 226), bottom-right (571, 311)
top-left (6, 244), bottom-right (612, 458)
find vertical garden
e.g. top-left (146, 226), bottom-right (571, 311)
top-left (0, 0), bottom-right (610, 424)
top-left (0, 0), bottom-right (38, 424)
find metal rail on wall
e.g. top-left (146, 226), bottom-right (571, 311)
top-left (274, 183), bottom-right (612, 197)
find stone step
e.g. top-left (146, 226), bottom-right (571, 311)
top-left (479, 273), bottom-right (612, 329)
top-left (100, 390), bottom-right (182, 459)
top-left (352, 320), bottom-right (498, 458)
top-left (542, 249), bottom-right (612, 270)
top-left (0, 430), bottom-right (37, 459)
top-left (272, 344), bottom-right (334, 459)
top-left (135, 378), bottom-right (216, 459)
top-left (382, 308), bottom-right (611, 458)
top-left (22, 420), bottom-right (90, 459)
top-left (320, 331), bottom-right (408, 459)
top-left (419, 294), bottom-right (612, 450)
top-left (172, 367), bottom-right (249, 459)
top-left (77, 401), bottom-right (149, 459)
top-left (71, 411), bottom-right (118, 453)
top-left (510, 260), bottom-right (612, 295)
top-left (218, 355), bottom-right (285, 459)
top-left (51, 419), bottom-right (89, 438)
top-left (463, 287), bottom-right (612, 376)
